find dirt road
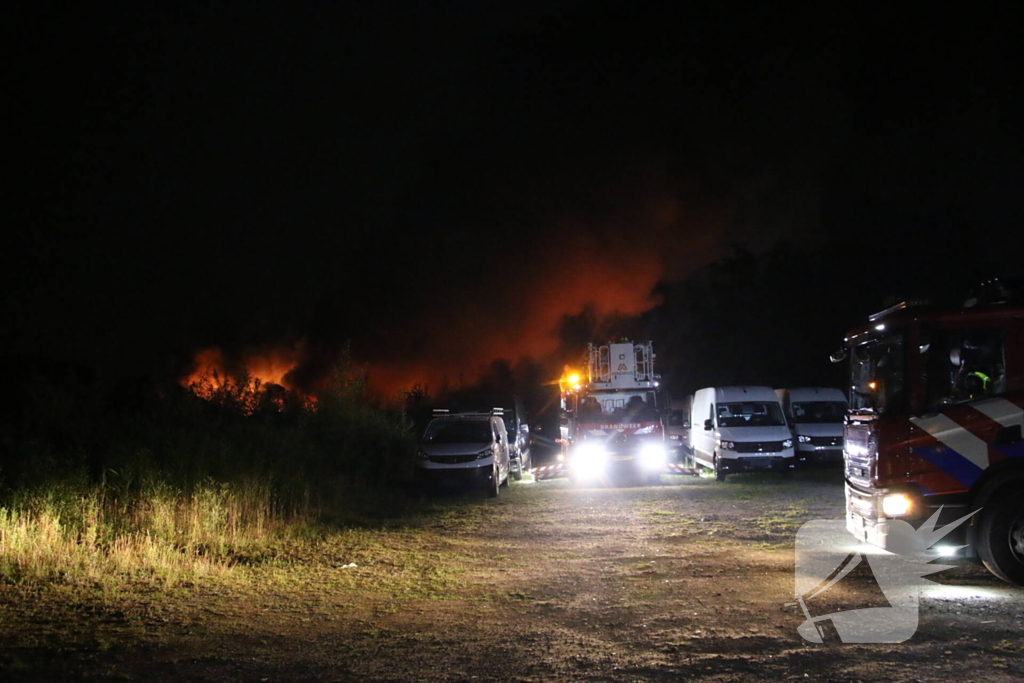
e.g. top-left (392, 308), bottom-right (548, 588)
top-left (2, 470), bottom-right (1023, 681)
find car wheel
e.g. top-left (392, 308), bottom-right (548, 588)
top-left (487, 465), bottom-right (500, 498)
top-left (977, 490), bottom-right (1024, 586)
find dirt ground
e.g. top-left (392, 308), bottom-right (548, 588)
top-left (2, 467), bottom-right (1023, 682)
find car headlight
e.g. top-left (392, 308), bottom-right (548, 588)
top-left (881, 493), bottom-right (912, 517)
top-left (719, 441), bottom-right (735, 450)
top-left (476, 447), bottom-right (494, 460)
top-left (797, 435), bottom-right (813, 443)
top-left (640, 443), bottom-right (667, 468)
top-left (782, 439), bottom-right (793, 449)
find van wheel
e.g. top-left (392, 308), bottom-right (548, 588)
top-left (511, 460), bottom-right (523, 481)
top-left (501, 470), bottom-right (510, 487)
top-left (977, 491), bottom-right (1024, 586)
top-left (714, 457), bottom-right (727, 482)
top-left (487, 466), bottom-right (500, 498)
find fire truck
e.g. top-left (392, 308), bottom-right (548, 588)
top-left (550, 340), bottom-right (684, 484)
top-left (838, 281), bottom-right (1024, 585)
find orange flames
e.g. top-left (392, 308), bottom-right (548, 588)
top-left (182, 345), bottom-right (314, 412)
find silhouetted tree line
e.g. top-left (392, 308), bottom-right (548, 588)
top-left (0, 356), bottom-right (417, 518)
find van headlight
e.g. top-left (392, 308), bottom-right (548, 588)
top-left (797, 435), bottom-right (813, 443)
top-left (782, 439), bottom-right (793, 449)
top-left (475, 447), bottom-right (494, 460)
top-left (719, 441), bottom-right (736, 450)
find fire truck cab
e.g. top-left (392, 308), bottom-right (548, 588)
top-left (838, 287), bottom-right (1024, 586)
top-left (559, 341), bottom-right (669, 485)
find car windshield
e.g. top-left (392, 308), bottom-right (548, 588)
top-left (849, 333), bottom-right (905, 414)
top-left (791, 401), bottom-right (848, 424)
top-left (424, 420), bottom-right (492, 444)
top-left (716, 402), bottom-right (786, 427)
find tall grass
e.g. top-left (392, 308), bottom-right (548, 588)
top-left (0, 358), bottom-right (418, 588)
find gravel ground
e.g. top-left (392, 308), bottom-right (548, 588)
top-left (2, 467), bottom-right (1022, 681)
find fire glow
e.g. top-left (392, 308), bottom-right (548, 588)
top-left (182, 346), bottom-right (314, 412)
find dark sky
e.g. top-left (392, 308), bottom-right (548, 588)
top-left (5, 2), bottom-right (1023, 396)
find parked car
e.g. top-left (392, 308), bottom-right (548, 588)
top-left (665, 395), bottom-right (692, 459)
top-left (416, 410), bottom-right (511, 496)
top-left (691, 386), bottom-right (796, 480)
top-left (775, 387), bottom-right (848, 464)
top-left (499, 405), bottom-right (532, 480)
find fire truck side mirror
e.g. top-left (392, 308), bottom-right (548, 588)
top-left (703, 418), bottom-right (714, 431)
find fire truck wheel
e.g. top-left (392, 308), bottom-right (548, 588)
top-left (487, 466), bottom-right (500, 498)
top-left (977, 491), bottom-right (1024, 586)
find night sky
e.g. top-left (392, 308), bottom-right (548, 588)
top-left (5, 3), bottom-right (1023, 399)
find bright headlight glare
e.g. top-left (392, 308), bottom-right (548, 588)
top-left (574, 442), bottom-right (606, 460)
top-left (798, 435), bottom-right (812, 443)
top-left (640, 444), bottom-right (667, 467)
top-left (782, 439), bottom-right (793, 448)
top-left (881, 493), bottom-right (912, 517)
top-left (572, 442), bottom-right (607, 476)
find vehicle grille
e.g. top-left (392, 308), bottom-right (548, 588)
top-left (429, 454), bottom-right (478, 464)
top-left (811, 436), bottom-right (842, 447)
top-left (844, 422), bottom-right (875, 488)
top-left (733, 441), bottom-right (786, 453)
top-left (846, 484), bottom-right (875, 518)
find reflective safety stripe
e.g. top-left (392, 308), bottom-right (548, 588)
top-left (910, 413), bottom-right (990, 470)
top-left (972, 397), bottom-right (1024, 430)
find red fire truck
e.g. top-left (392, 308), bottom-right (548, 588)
top-left (554, 340), bottom-right (676, 484)
top-left (838, 281), bottom-right (1024, 585)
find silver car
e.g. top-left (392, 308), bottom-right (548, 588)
top-left (416, 411), bottom-right (511, 497)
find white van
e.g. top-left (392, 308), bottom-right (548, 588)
top-left (690, 386), bottom-right (795, 480)
top-left (775, 387), bottom-right (848, 464)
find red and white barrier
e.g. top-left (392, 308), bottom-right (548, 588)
top-left (529, 461), bottom-right (700, 480)
top-left (665, 463), bottom-right (700, 476)
top-left (529, 463), bottom-right (567, 480)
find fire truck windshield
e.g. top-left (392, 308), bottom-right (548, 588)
top-left (849, 333), bottom-right (906, 414)
top-left (578, 392), bottom-right (659, 423)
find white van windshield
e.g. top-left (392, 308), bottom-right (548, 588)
top-left (791, 401), bottom-right (847, 424)
top-left (716, 402), bottom-right (786, 427)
